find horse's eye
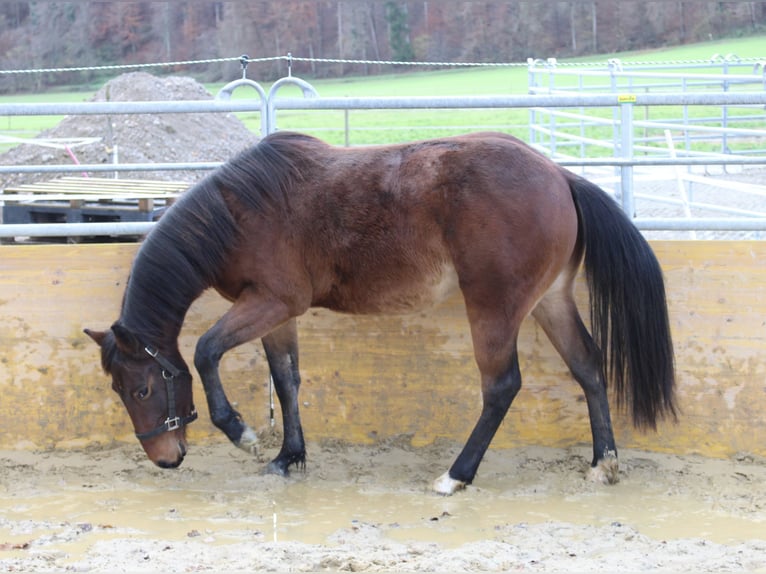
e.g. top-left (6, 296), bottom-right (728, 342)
top-left (134, 386), bottom-right (150, 401)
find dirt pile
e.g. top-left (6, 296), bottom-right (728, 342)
top-left (0, 72), bottom-right (258, 188)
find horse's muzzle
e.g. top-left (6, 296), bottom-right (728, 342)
top-left (156, 457), bottom-right (184, 469)
top-left (149, 438), bottom-right (187, 469)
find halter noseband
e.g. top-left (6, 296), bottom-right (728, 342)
top-left (134, 345), bottom-right (198, 441)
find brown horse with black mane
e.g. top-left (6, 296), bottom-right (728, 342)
top-left (85, 130), bottom-right (675, 495)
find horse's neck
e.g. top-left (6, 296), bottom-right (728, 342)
top-left (118, 180), bottom-right (227, 344)
top-left (119, 265), bottom-right (203, 346)
top-left (120, 298), bottom-right (188, 345)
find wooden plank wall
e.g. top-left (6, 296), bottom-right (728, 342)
top-left (0, 241), bottom-right (764, 458)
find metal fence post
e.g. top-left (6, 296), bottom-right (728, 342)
top-left (547, 58), bottom-right (558, 156)
top-left (527, 58), bottom-right (538, 146)
top-left (215, 78), bottom-right (268, 136)
top-left (609, 59), bottom-right (622, 191)
top-left (266, 76), bottom-right (319, 135)
top-left (619, 99), bottom-right (635, 217)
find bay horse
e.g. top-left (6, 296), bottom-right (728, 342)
top-left (85, 130), bottom-right (676, 495)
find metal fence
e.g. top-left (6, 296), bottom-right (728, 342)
top-left (527, 57), bottom-right (766, 238)
top-left (528, 55), bottom-right (766, 159)
top-left (1, 73), bottom-right (766, 239)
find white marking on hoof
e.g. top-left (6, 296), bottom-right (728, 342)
top-left (235, 425), bottom-right (260, 456)
top-left (432, 471), bottom-right (466, 495)
top-left (586, 450), bottom-right (619, 485)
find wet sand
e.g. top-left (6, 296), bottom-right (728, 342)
top-left (1, 437), bottom-right (765, 572)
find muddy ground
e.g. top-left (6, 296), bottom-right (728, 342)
top-left (1, 436), bottom-right (765, 572)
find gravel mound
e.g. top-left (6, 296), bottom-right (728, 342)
top-left (0, 71), bottom-right (258, 188)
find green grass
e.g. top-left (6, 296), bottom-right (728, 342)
top-left (1, 34), bottom-right (765, 151)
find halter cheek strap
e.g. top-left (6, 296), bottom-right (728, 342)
top-left (134, 345), bottom-right (198, 441)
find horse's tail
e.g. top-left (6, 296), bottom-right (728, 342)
top-left (568, 174), bottom-right (677, 429)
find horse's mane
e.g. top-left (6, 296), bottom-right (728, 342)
top-left (117, 131), bottom-right (319, 344)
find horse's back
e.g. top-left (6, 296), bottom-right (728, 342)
top-left (225, 132), bottom-right (580, 318)
top-left (284, 133), bottom-right (577, 312)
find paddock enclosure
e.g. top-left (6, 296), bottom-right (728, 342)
top-left (0, 239), bottom-right (763, 459)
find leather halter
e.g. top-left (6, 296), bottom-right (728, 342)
top-left (134, 345), bottom-right (198, 441)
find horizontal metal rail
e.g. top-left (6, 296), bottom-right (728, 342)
top-left (271, 92), bottom-right (766, 110)
top-left (0, 100), bottom-right (263, 116)
top-left (1, 156), bottom-right (765, 177)
top-left (633, 218), bottom-right (766, 231)
top-left (3, 92), bottom-right (766, 117)
top-left (0, 162), bottom-right (220, 174)
top-left (4, 217), bottom-right (766, 240)
top-left (0, 221), bottom-right (154, 238)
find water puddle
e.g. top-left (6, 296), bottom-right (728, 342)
top-left (2, 475), bottom-right (761, 557)
top-left (2, 444), bottom-right (764, 570)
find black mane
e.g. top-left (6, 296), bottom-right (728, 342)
top-left (117, 131), bottom-right (316, 345)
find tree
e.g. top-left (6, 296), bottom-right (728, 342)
top-left (0, 1), bottom-right (763, 93)
top-left (385, 1), bottom-right (414, 62)
top-left (119, 3), bottom-right (151, 56)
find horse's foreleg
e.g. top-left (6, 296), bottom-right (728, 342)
top-left (434, 344), bottom-right (522, 496)
top-left (194, 349), bottom-right (259, 454)
top-left (194, 340), bottom-right (260, 455)
top-left (261, 319), bottom-right (306, 476)
top-left (194, 292), bottom-right (293, 456)
top-left (532, 292), bottom-right (619, 484)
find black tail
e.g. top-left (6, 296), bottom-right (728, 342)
top-left (568, 174), bottom-right (676, 429)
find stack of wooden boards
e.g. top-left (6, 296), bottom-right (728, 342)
top-left (2, 176), bottom-right (190, 225)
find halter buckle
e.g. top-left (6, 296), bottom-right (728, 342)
top-left (165, 416), bottom-right (181, 432)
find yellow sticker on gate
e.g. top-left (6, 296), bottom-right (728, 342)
top-left (617, 94), bottom-right (637, 103)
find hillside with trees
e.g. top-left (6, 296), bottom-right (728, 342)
top-left (1, 1), bottom-right (765, 92)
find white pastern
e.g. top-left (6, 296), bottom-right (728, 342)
top-left (586, 450), bottom-right (619, 485)
top-left (432, 471), bottom-right (466, 495)
top-left (235, 425), bottom-right (260, 456)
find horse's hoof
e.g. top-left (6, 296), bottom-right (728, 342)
top-left (432, 471), bottom-right (465, 495)
top-left (586, 450), bottom-right (619, 484)
top-left (234, 425), bottom-right (260, 457)
top-left (263, 460), bottom-right (289, 477)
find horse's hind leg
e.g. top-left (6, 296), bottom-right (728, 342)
top-left (532, 286), bottom-right (619, 484)
top-left (434, 353), bottom-right (523, 496)
top-left (433, 308), bottom-right (524, 495)
top-left (261, 318), bottom-right (306, 476)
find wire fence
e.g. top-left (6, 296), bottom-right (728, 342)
top-left (3, 53), bottom-right (766, 77)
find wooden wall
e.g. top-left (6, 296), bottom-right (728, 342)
top-left (0, 241), bottom-right (764, 458)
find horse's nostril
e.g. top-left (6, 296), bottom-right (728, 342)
top-left (177, 441), bottom-right (187, 458)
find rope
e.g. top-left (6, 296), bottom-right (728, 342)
top-left (0, 55), bottom-right (277, 75)
top-left (277, 55), bottom-right (766, 68)
top-left (286, 55), bottom-right (523, 67)
top-left (1, 54), bottom-right (764, 76)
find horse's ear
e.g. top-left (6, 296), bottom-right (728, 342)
top-left (83, 328), bottom-right (108, 347)
top-left (110, 323), bottom-right (143, 357)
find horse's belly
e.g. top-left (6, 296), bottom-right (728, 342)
top-left (322, 261), bottom-right (460, 315)
top-left (398, 261), bottom-right (460, 312)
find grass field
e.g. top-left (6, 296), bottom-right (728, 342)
top-left (1, 34), bottom-right (765, 151)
